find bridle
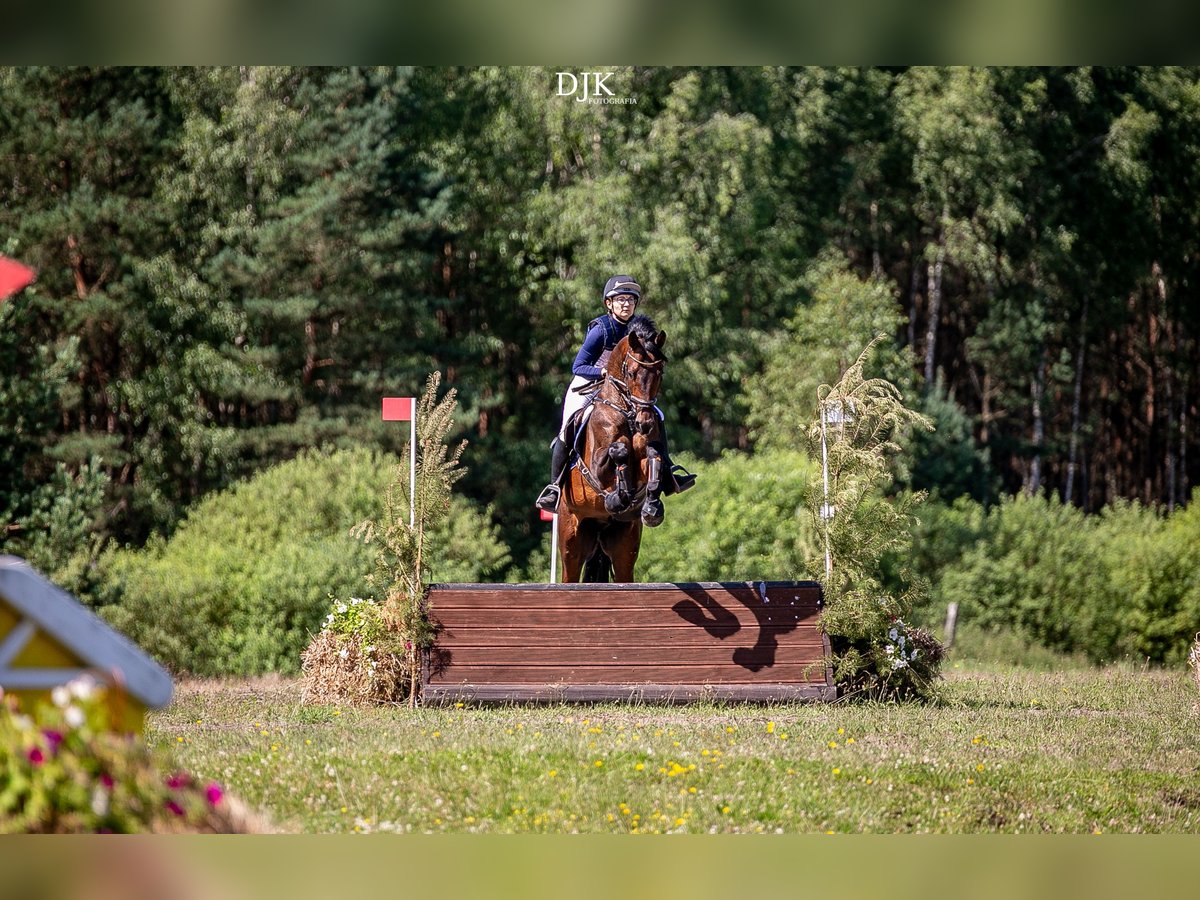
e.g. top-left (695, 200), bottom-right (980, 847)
top-left (614, 350), bottom-right (663, 409)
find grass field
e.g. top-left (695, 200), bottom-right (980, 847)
top-left (147, 647), bottom-right (1200, 834)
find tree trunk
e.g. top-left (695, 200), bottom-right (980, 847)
top-left (908, 259), bottom-right (921, 349)
top-left (923, 207), bottom-right (947, 385)
top-left (1065, 295), bottom-right (1089, 505)
top-left (1028, 345), bottom-right (1046, 496)
top-left (870, 200), bottom-right (882, 278)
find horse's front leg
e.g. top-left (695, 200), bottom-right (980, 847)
top-left (641, 445), bottom-right (664, 527)
top-left (598, 438), bottom-right (632, 513)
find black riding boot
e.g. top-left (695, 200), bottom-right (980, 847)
top-left (655, 420), bottom-right (696, 495)
top-left (535, 438), bottom-right (570, 512)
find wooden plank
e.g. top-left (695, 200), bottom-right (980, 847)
top-left (429, 581), bottom-right (822, 592)
top-left (431, 608), bottom-right (820, 628)
top-left (431, 643), bottom-right (826, 666)
top-left (437, 629), bottom-right (826, 650)
top-left (428, 584), bottom-right (821, 609)
top-left (423, 683), bottom-right (837, 704)
top-left (426, 663), bottom-right (830, 684)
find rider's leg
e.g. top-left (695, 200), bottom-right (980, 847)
top-left (654, 412), bottom-right (696, 495)
top-left (536, 378), bottom-right (589, 512)
top-left (535, 437), bottom-right (570, 512)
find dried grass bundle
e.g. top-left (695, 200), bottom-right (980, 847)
top-left (300, 630), bottom-right (408, 706)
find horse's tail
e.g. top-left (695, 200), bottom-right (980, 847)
top-left (582, 545), bottom-right (611, 583)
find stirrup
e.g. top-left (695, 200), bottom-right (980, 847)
top-left (535, 483), bottom-right (561, 512)
top-left (670, 465), bottom-right (696, 493)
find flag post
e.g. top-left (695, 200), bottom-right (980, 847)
top-left (538, 507), bottom-right (558, 583)
top-left (382, 397), bottom-right (417, 527)
top-left (409, 411), bottom-right (417, 528)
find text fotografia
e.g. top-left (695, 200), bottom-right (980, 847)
top-left (555, 72), bottom-right (638, 105)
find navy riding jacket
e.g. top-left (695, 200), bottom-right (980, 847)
top-left (571, 315), bottom-right (629, 380)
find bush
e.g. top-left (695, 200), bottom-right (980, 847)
top-left (0, 676), bottom-right (258, 833)
top-left (99, 447), bottom-right (509, 676)
top-left (798, 338), bottom-right (942, 700)
top-left (938, 493), bottom-right (1110, 657)
top-left (933, 492), bottom-right (1200, 665)
top-left (636, 449), bottom-right (820, 582)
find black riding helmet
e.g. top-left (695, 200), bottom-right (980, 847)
top-left (603, 275), bottom-right (642, 300)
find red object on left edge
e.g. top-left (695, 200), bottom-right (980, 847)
top-left (0, 256), bottom-right (35, 300)
top-left (381, 397), bottom-right (415, 421)
top-left (539, 508), bottom-right (555, 522)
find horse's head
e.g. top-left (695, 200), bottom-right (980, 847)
top-left (608, 314), bottom-right (667, 436)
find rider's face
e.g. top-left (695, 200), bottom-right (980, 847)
top-left (607, 293), bottom-right (638, 322)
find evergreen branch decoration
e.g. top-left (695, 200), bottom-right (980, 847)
top-left (805, 335), bottom-right (944, 700)
top-left (350, 372), bottom-right (466, 707)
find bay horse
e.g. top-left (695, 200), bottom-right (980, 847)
top-left (557, 314), bottom-right (668, 583)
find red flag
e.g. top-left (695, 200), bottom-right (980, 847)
top-left (539, 508), bottom-right (556, 521)
top-left (0, 256), bottom-right (35, 300)
top-left (381, 397), bottom-right (415, 421)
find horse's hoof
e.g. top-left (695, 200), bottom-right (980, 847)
top-left (641, 498), bottom-right (664, 527)
top-left (604, 491), bottom-right (626, 513)
top-left (607, 442), bottom-right (629, 464)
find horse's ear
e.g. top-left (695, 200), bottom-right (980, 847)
top-left (627, 330), bottom-right (643, 352)
top-left (654, 330), bottom-right (667, 350)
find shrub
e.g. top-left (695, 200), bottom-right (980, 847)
top-left (100, 445), bottom-right (509, 676)
top-left (933, 493), bottom-right (1200, 665)
top-left (937, 493), bottom-right (1109, 656)
top-left (0, 676), bottom-right (259, 833)
top-left (790, 338), bottom-right (943, 699)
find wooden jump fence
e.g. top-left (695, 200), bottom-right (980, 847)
top-left (422, 581), bottom-right (833, 703)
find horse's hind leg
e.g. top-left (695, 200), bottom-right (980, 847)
top-left (560, 516), bottom-right (598, 583)
top-left (601, 521), bottom-right (643, 583)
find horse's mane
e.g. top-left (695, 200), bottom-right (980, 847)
top-left (626, 314), bottom-right (659, 350)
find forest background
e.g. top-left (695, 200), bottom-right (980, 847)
top-left (4, 66), bottom-right (1200, 675)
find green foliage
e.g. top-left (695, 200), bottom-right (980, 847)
top-left (0, 676), bottom-right (249, 833)
top-left (636, 450), bottom-right (819, 582)
top-left (322, 597), bottom-right (390, 648)
top-left (887, 494), bottom-right (990, 625)
top-left (100, 444), bottom-right (507, 677)
top-left (749, 254), bottom-right (913, 452)
top-left (899, 382), bottom-right (996, 503)
top-left (5, 458), bottom-right (110, 599)
top-left (803, 338), bottom-right (941, 699)
top-left (937, 492), bottom-right (1200, 665)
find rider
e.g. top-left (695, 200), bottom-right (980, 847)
top-left (535, 274), bottom-right (696, 512)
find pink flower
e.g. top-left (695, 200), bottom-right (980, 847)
top-left (99, 773), bottom-right (115, 789)
top-left (165, 772), bottom-right (190, 790)
top-left (205, 782), bottom-right (224, 806)
top-left (165, 799), bottom-right (185, 817)
top-left (27, 747), bottom-right (44, 765)
top-left (42, 730), bottom-right (64, 754)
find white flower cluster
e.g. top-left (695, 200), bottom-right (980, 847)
top-left (883, 621), bottom-right (920, 670)
top-left (324, 596), bottom-right (372, 628)
top-left (51, 674), bottom-right (98, 729)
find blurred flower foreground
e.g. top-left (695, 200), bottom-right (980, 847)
top-left (0, 675), bottom-right (264, 833)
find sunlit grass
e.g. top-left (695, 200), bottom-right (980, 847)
top-left (147, 663), bottom-right (1200, 834)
